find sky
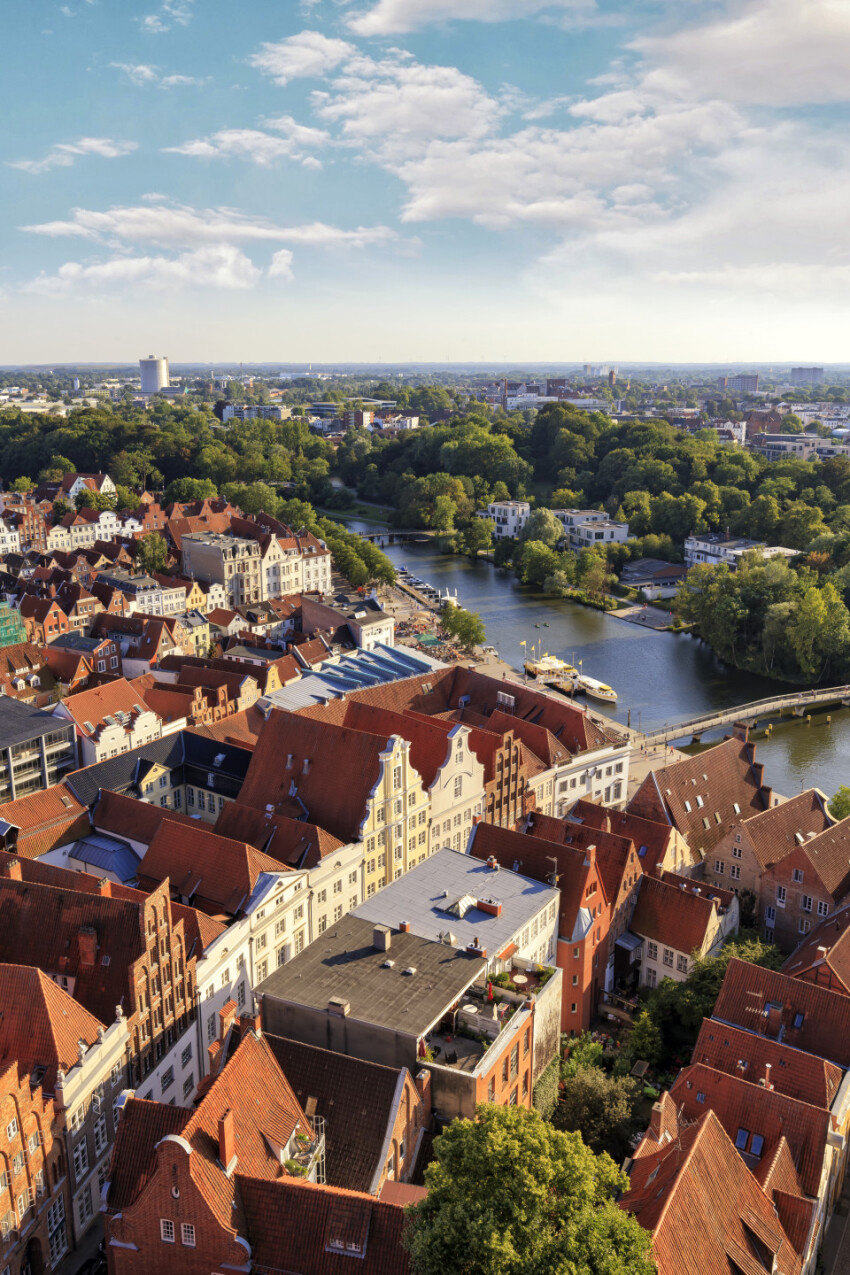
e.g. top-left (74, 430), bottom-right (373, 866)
top-left (3, 0), bottom-right (850, 364)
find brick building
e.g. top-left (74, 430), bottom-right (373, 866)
top-left (705, 788), bottom-right (832, 900)
top-left (631, 873), bottom-right (738, 987)
top-left (759, 819), bottom-right (850, 951)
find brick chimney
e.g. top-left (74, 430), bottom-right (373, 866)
top-left (78, 925), bottom-right (97, 966)
top-left (218, 1109), bottom-right (236, 1172)
top-left (239, 1010), bottom-right (261, 1041)
top-left (415, 1068), bottom-right (432, 1118)
top-left (732, 722), bottom-right (750, 743)
top-left (649, 1092), bottom-right (678, 1144)
top-left (1, 859), bottom-right (21, 881)
top-left (373, 925), bottom-right (392, 952)
top-left (399, 920), bottom-right (411, 933)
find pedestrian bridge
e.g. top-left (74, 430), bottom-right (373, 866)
top-left (641, 685), bottom-right (850, 748)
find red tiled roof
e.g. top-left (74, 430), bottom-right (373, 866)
top-left (735, 789), bottom-right (832, 870)
top-left (137, 819), bottom-right (286, 917)
top-left (239, 712), bottom-right (406, 844)
top-left (781, 902), bottom-right (850, 995)
top-left (791, 817), bottom-right (850, 901)
top-left (670, 1062), bottom-right (830, 1198)
top-left (92, 789), bottom-right (199, 844)
top-left (526, 811), bottom-right (638, 906)
top-left (59, 677), bottom-right (153, 737)
top-left (0, 964), bottom-right (105, 1093)
top-left (187, 708), bottom-right (266, 748)
top-left (0, 785), bottom-right (89, 859)
top-left (621, 1109), bottom-right (803, 1275)
top-left (630, 874), bottom-right (720, 954)
top-left (214, 803), bottom-right (343, 870)
top-left (713, 958), bottom-right (850, 1068)
top-left (239, 1176), bottom-right (411, 1275)
top-left (691, 1018), bottom-right (843, 1108)
top-left (107, 1099), bottom-right (190, 1211)
top-left (568, 799), bottom-right (675, 876)
top-left (627, 737), bottom-right (771, 855)
top-left (339, 701), bottom-right (457, 790)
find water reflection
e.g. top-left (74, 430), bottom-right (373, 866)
top-left (349, 524), bottom-right (848, 801)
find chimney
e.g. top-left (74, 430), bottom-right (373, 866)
top-left (239, 1010), bottom-right (261, 1040)
top-left (817, 946), bottom-right (828, 958)
top-left (327, 997), bottom-right (350, 1017)
top-left (399, 920), bottom-right (411, 933)
top-left (1, 858), bottom-right (21, 881)
top-left (649, 1094), bottom-right (677, 1144)
top-left (78, 925), bottom-right (97, 966)
top-left (486, 856), bottom-right (499, 871)
top-left (414, 1069), bottom-right (433, 1121)
top-left (763, 1063), bottom-right (773, 1091)
top-left (732, 721), bottom-right (750, 743)
top-left (218, 1109), bottom-right (237, 1172)
top-left (476, 897), bottom-right (502, 917)
top-left (373, 925), bottom-right (392, 952)
top-left (602, 814), bottom-right (611, 834)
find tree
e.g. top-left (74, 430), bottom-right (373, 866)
top-left (554, 1067), bottom-right (643, 1161)
top-left (136, 531), bottom-right (168, 575)
top-left (461, 518), bottom-right (493, 558)
top-left (164, 477), bottom-right (218, 504)
top-left (404, 1105), bottom-right (655, 1275)
top-left (10, 477), bottom-right (32, 493)
top-left (625, 1010), bottom-right (664, 1069)
top-left (829, 785), bottom-right (850, 820)
top-left (440, 604), bottom-right (486, 650)
top-left (520, 507), bottom-right (566, 548)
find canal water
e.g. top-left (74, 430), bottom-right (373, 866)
top-left (346, 522), bottom-right (850, 801)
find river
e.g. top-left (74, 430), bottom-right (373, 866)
top-left (343, 520), bottom-right (850, 802)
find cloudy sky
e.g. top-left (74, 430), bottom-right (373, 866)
top-left (3, 0), bottom-right (848, 363)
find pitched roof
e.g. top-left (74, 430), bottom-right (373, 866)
top-left (214, 803), bottom-right (344, 870)
top-left (0, 963), bottom-right (105, 1093)
top-left (238, 711), bottom-right (405, 844)
top-left (107, 1098), bottom-right (191, 1210)
top-left (630, 874), bottom-right (721, 954)
top-left (736, 789), bottom-right (833, 870)
top-left (239, 1176), bottom-right (411, 1275)
top-left (59, 677), bottom-right (154, 737)
top-left (137, 820), bottom-right (287, 918)
top-left (781, 902), bottom-right (850, 995)
top-left (92, 788), bottom-right (199, 845)
top-left (338, 700), bottom-right (457, 789)
top-left (713, 957), bottom-right (850, 1068)
top-left (0, 784), bottom-right (89, 859)
top-left (670, 1062), bottom-right (831, 1197)
top-left (691, 1017), bottom-right (843, 1109)
top-left (628, 736), bottom-right (771, 855)
top-left (525, 810), bottom-right (638, 906)
top-left (264, 1035), bottom-right (411, 1194)
top-left (621, 1109), bottom-right (803, 1275)
top-left (789, 817), bottom-right (850, 901)
top-left (568, 799), bottom-right (675, 875)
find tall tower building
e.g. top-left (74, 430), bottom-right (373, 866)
top-left (139, 355), bottom-right (170, 393)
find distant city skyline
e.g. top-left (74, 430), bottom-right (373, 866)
top-left (3, 0), bottom-right (848, 361)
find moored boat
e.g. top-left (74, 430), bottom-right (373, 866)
top-left (575, 674), bottom-right (617, 703)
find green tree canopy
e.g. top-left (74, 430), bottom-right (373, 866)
top-left (136, 531), bottom-right (169, 575)
top-left (554, 1067), bottom-right (643, 1162)
top-left (404, 1105), bottom-right (655, 1275)
top-left (440, 604), bottom-right (486, 650)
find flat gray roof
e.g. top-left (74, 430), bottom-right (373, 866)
top-left (352, 848), bottom-right (558, 953)
top-left (257, 914), bottom-right (485, 1038)
top-left (0, 699), bottom-right (74, 747)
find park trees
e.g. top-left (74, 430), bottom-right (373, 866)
top-left (440, 603), bottom-right (486, 650)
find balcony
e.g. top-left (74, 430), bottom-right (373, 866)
top-left (284, 1115), bottom-right (326, 1184)
top-left (597, 990), bottom-right (639, 1024)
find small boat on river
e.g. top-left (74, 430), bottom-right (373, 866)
top-left (575, 674), bottom-right (618, 703)
top-left (524, 654), bottom-right (578, 681)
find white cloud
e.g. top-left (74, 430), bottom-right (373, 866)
top-left (346, 0), bottom-right (595, 36)
top-left (269, 249), bottom-right (295, 279)
top-left (165, 116), bottom-right (329, 166)
top-left (249, 30), bottom-right (354, 85)
top-left (636, 0), bottom-right (850, 106)
top-left (8, 137), bottom-right (138, 175)
top-left (110, 62), bottom-right (158, 85)
top-left (159, 73), bottom-right (208, 87)
top-left (28, 244), bottom-right (261, 294)
top-left (270, 222), bottom-right (402, 247)
top-left (139, 0), bottom-right (194, 34)
top-left (312, 55), bottom-right (502, 159)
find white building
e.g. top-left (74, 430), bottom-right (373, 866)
top-left (139, 356), bottom-right (169, 394)
top-left (684, 534), bottom-right (797, 570)
top-left (481, 500), bottom-right (531, 539)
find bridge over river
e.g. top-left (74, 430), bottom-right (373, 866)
top-left (641, 685), bottom-right (850, 748)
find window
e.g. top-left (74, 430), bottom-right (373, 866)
top-left (77, 1187), bottom-right (93, 1229)
top-left (161, 1067), bottom-right (174, 1092)
top-left (714, 859), bottom-right (725, 874)
top-left (275, 918), bottom-right (286, 938)
top-left (393, 765), bottom-right (402, 790)
top-left (181, 1223), bottom-right (196, 1247)
top-left (792, 868), bottom-right (804, 884)
top-left (73, 1140), bottom-right (89, 1178)
top-left (207, 1015), bottom-right (217, 1042)
top-left (750, 1133), bottom-right (764, 1158)
top-left (93, 1116), bottom-right (107, 1156)
top-left (49, 1221), bottom-right (68, 1264)
top-left (454, 776), bottom-right (463, 799)
top-left (765, 905), bottom-right (776, 923)
top-left (293, 903), bottom-right (304, 921)
top-left (348, 870), bottom-right (358, 885)
top-left (696, 1091), bottom-right (705, 1103)
top-left (647, 941), bottom-right (658, 961)
top-left (5, 1119), bottom-right (17, 1141)
top-left (237, 981), bottom-right (245, 1007)
top-left (677, 954), bottom-right (688, 973)
top-left (317, 889), bottom-right (327, 904)
top-left (318, 915), bottom-right (327, 934)
top-left (255, 932), bottom-right (267, 951)
top-left (802, 895), bottom-right (813, 912)
top-left (731, 845), bottom-right (742, 860)
top-left (160, 1219), bottom-right (175, 1243)
top-left (333, 879), bottom-right (343, 895)
top-left (798, 918), bottom-right (811, 935)
top-left (183, 1075), bottom-right (194, 1099)
top-left (734, 1127), bottom-right (749, 1151)
top-left (181, 1043), bottom-right (192, 1067)
top-left (776, 885), bottom-right (786, 906)
top-left (12, 1152), bottom-right (23, 1177)
top-left (334, 905), bottom-right (343, 922)
top-left (730, 865), bottom-right (741, 880)
top-left (27, 1131), bottom-right (39, 1154)
top-left (818, 901), bottom-right (829, 917)
top-left (256, 959), bottom-right (267, 982)
top-left (663, 948), bottom-right (674, 967)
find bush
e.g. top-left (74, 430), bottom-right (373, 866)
top-left (532, 1059), bottom-right (560, 1122)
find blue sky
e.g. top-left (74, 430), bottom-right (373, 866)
top-left (3, 0), bottom-right (849, 363)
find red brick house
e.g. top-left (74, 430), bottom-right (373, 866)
top-left (759, 819), bottom-right (850, 951)
top-left (782, 902), bottom-right (850, 995)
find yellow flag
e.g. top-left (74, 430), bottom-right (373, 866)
top-left (520, 640), bottom-right (527, 646)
